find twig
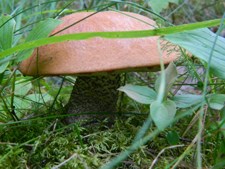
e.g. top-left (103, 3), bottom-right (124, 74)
top-left (149, 144), bottom-right (185, 169)
top-left (0, 142), bottom-right (33, 147)
top-left (51, 152), bottom-right (89, 169)
top-left (51, 153), bottom-right (78, 169)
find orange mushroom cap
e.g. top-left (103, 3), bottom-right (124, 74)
top-left (19, 11), bottom-right (177, 76)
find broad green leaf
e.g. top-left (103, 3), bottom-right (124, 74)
top-left (217, 119), bottom-right (225, 137)
top-left (155, 62), bottom-right (177, 97)
top-left (13, 97), bottom-right (30, 116)
top-left (213, 161), bottom-right (225, 169)
top-left (164, 28), bottom-right (225, 79)
top-left (221, 108), bottom-right (225, 120)
top-left (0, 62), bottom-right (9, 73)
top-left (212, 138), bottom-right (225, 169)
top-left (166, 131), bottom-right (179, 145)
top-left (16, 18), bottom-right (61, 62)
top-left (15, 81), bottom-right (32, 96)
top-left (0, 72), bottom-right (4, 84)
top-left (5, 96), bottom-right (30, 118)
top-left (26, 93), bottom-right (52, 104)
top-left (148, 0), bottom-right (179, 14)
top-left (118, 84), bottom-right (157, 104)
top-left (169, 0), bottom-right (179, 3)
top-left (150, 99), bottom-right (176, 130)
top-left (172, 94), bottom-right (204, 108)
top-left (0, 14), bottom-right (15, 50)
top-left (207, 94), bottom-right (225, 110)
top-left (0, 14), bottom-right (15, 73)
top-left (6, 93), bottom-right (52, 118)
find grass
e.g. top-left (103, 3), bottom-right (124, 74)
top-left (0, 0), bottom-right (225, 168)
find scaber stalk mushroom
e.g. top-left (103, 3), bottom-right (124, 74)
top-left (19, 11), bottom-right (177, 124)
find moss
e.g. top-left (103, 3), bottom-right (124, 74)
top-left (0, 116), bottom-right (196, 168)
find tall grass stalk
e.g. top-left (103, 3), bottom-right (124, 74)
top-left (101, 104), bottom-right (201, 169)
top-left (0, 18), bottom-right (223, 61)
top-left (196, 13), bottom-right (225, 169)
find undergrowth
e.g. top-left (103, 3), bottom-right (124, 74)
top-left (0, 115), bottom-right (196, 169)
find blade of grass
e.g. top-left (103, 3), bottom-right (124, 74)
top-left (110, 0), bottom-right (169, 23)
top-left (100, 104), bottom-right (201, 169)
top-left (196, 13), bottom-right (225, 169)
top-left (0, 18), bottom-right (223, 60)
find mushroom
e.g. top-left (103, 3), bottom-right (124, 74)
top-left (19, 11), bottom-right (177, 124)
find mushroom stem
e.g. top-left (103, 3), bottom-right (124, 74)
top-left (64, 73), bottom-right (121, 123)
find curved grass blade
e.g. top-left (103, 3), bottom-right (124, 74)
top-left (0, 18), bottom-right (223, 61)
top-left (16, 18), bottom-right (61, 62)
top-left (0, 14), bottom-right (15, 73)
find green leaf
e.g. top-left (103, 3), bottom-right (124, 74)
top-left (13, 97), bottom-right (30, 116)
top-left (166, 131), bottom-right (179, 145)
top-left (0, 14), bottom-right (15, 50)
top-left (155, 62), bottom-right (177, 97)
top-left (26, 93), bottom-right (52, 104)
top-left (212, 141), bottom-right (225, 169)
top-left (164, 28), bottom-right (225, 79)
top-left (207, 94), bottom-right (225, 110)
top-left (16, 18), bottom-right (61, 62)
top-left (172, 94), bottom-right (204, 108)
top-left (0, 72), bottom-right (4, 84)
top-left (150, 99), bottom-right (176, 130)
top-left (221, 108), bottom-right (225, 120)
top-left (15, 81), bottom-right (32, 96)
top-left (0, 62), bottom-right (9, 73)
top-left (8, 92), bottom-right (52, 118)
top-left (0, 14), bottom-right (15, 73)
top-left (213, 158), bottom-right (225, 169)
top-left (148, 0), bottom-right (179, 14)
top-left (118, 84), bottom-right (157, 104)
